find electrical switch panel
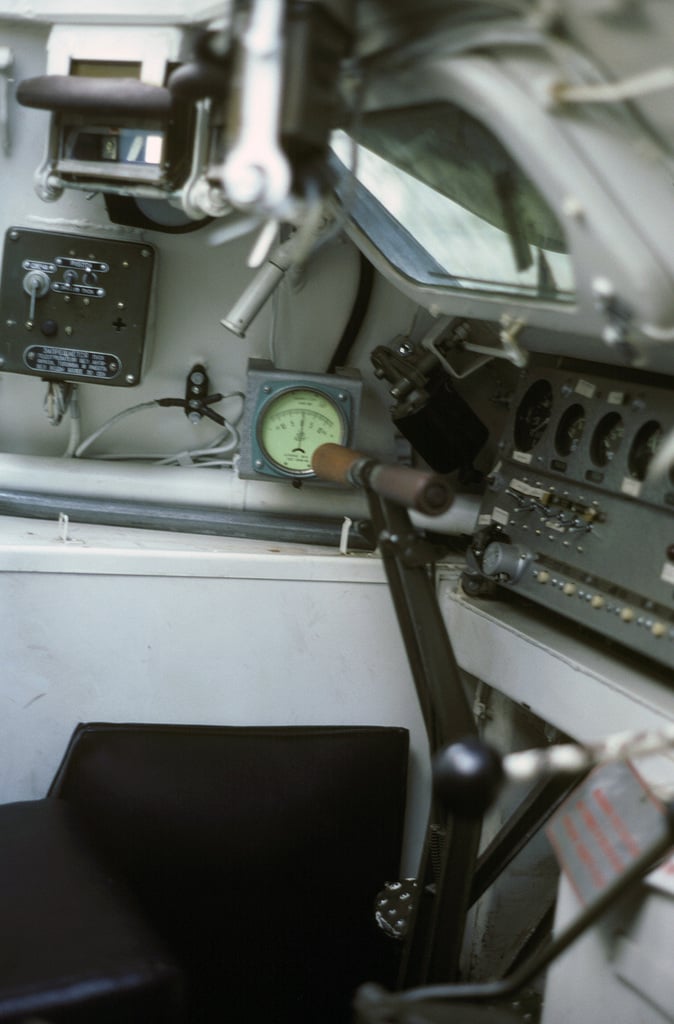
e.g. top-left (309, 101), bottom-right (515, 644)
top-left (0, 227), bottom-right (155, 386)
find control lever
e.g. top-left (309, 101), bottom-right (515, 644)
top-left (432, 721), bottom-right (674, 819)
top-left (23, 269), bottom-right (50, 323)
top-left (358, 729), bottom-right (674, 1021)
top-left (312, 443), bottom-right (454, 517)
top-left (315, 440), bottom-right (475, 986)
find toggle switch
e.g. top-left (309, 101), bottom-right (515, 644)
top-left (23, 268), bottom-right (50, 322)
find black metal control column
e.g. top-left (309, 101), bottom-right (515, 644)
top-left (365, 489), bottom-right (482, 986)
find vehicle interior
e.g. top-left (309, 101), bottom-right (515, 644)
top-left (0, 2), bottom-right (673, 1023)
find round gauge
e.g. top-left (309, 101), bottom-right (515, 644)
top-left (513, 379), bottom-right (553, 452)
top-left (628, 420), bottom-right (663, 481)
top-left (590, 412), bottom-right (624, 467)
top-left (554, 403), bottom-right (586, 457)
top-left (257, 387), bottom-right (348, 476)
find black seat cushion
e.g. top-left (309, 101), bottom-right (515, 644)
top-left (49, 723), bottom-right (409, 1023)
top-left (0, 799), bottom-right (183, 1023)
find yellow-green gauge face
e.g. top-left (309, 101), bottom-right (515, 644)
top-left (258, 387), bottom-right (347, 475)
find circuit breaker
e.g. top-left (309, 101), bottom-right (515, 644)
top-left (0, 227), bottom-right (155, 386)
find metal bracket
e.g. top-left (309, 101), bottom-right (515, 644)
top-left (592, 276), bottom-right (638, 363)
top-left (424, 314), bottom-right (528, 373)
top-left (378, 528), bottom-right (443, 569)
top-left (179, 98), bottom-right (230, 220)
top-left (421, 316), bottom-right (492, 379)
top-left (220, 0), bottom-right (291, 215)
top-left (460, 313), bottom-right (529, 368)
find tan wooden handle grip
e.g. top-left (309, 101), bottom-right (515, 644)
top-left (312, 443), bottom-right (364, 485)
top-left (312, 443), bottom-right (453, 516)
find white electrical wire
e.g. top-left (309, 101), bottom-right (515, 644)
top-left (62, 384), bottom-right (81, 458)
top-left (155, 424), bottom-right (240, 467)
top-left (72, 391), bottom-right (245, 465)
top-left (74, 400), bottom-right (160, 458)
top-left (43, 381), bottom-right (73, 426)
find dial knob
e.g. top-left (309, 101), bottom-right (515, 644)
top-left (482, 542), bottom-right (533, 583)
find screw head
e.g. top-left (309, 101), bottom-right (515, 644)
top-left (125, 373), bottom-right (136, 384)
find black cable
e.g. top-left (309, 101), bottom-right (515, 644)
top-left (157, 393), bottom-right (227, 425)
top-left (326, 250), bottom-right (375, 373)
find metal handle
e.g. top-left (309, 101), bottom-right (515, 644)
top-left (312, 443), bottom-right (454, 516)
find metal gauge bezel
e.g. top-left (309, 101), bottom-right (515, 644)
top-left (255, 385), bottom-right (350, 478)
top-left (238, 361), bottom-right (362, 483)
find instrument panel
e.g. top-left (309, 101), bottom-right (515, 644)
top-left (0, 227), bottom-right (154, 386)
top-left (237, 360), bottom-right (362, 483)
top-left (466, 358), bottom-right (674, 670)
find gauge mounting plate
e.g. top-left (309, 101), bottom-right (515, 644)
top-left (238, 359), bottom-right (362, 482)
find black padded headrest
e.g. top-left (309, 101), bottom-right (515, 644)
top-left (17, 75), bottom-right (173, 117)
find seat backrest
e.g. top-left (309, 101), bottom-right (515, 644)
top-left (49, 722), bottom-right (409, 1023)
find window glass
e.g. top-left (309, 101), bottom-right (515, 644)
top-left (331, 103), bottom-right (575, 300)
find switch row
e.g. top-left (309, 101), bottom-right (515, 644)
top-left (533, 570), bottom-right (670, 637)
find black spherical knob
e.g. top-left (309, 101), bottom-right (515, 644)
top-left (40, 319), bottom-right (58, 338)
top-left (432, 737), bottom-right (504, 818)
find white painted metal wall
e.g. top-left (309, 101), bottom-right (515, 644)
top-left (441, 572), bottom-right (674, 1024)
top-left (0, 515), bottom-right (431, 875)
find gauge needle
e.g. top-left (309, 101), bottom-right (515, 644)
top-left (292, 412), bottom-right (306, 453)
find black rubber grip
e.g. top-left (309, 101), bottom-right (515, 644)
top-left (17, 75), bottom-right (173, 117)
